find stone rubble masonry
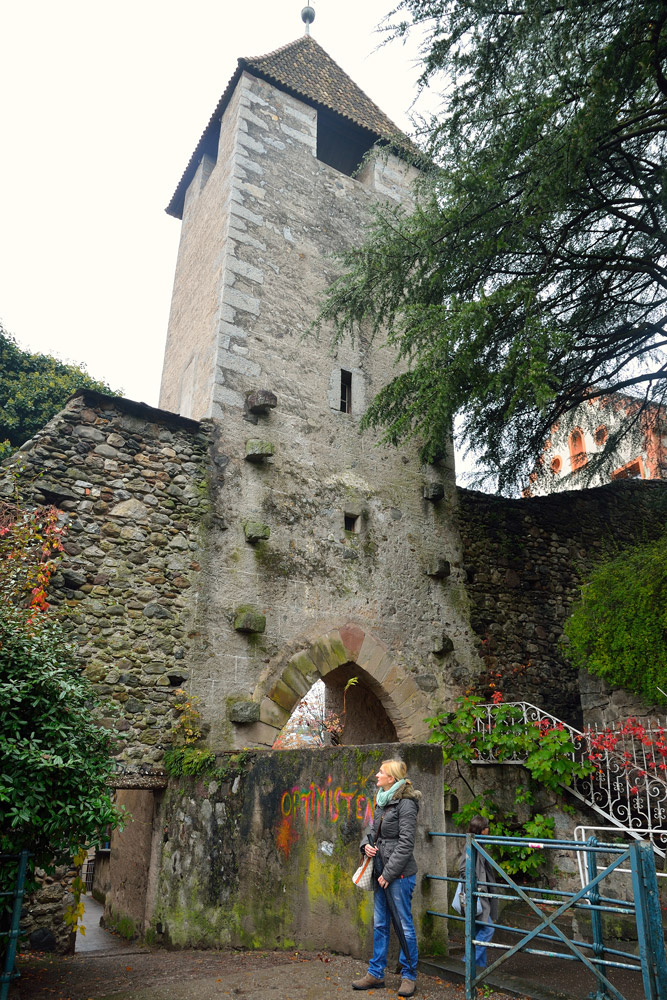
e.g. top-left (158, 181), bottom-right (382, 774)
top-left (20, 865), bottom-right (77, 955)
top-left (456, 479), bottom-right (667, 726)
top-left (155, 67), bottom-right (482, 750)
top-left (0, 385), bottom-right (481, 763)
top-left (107, 744), bottom-right (447, 954)
top-left (0, 389), bottom-right (215, 766)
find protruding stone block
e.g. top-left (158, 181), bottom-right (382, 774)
top-left (423, 482), bottom-right (445, 502)
top-left (426, 558), bottom-right (451, 579)
top-left (245, 440), bottom-right (275, 463)
top-left (246, 389), bottom-right (277, 415)
top-left (233, 605), bottom-right (266, 633)
top-left (432, 632), bottom-right (455, 656)
top-left (243, 520), bottom-right (271, 543)
top-left (227, 700), bottom-right (261, 724)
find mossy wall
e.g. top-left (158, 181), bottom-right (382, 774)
top-left (146, 744), bottom-right (447, 957)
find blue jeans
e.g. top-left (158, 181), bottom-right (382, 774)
top-left (474, 921), bottom-right (495, 967)
top-left (368, 875), bottom-right (418, 981)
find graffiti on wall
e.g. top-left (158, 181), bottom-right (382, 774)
top-left (276, 772), bottom-right (376, 859)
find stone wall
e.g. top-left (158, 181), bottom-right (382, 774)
top-left (0, 386), bottom-right (481, 760)
top-left (105, 744), bottom-right (447, 957)
top-left (20, 865), bottom-right (77, 955)
top-left (0, 389), bottom-right (217, 766)
top-left (455, 479), bottom-right (667, 725)
top-left (157, 65), bottom-right (483, 750)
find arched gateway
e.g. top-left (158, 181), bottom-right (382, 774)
top-left (253, 624), bottom-right (431, 746)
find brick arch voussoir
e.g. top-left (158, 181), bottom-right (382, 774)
top-left (255, 623), bottom-right (431, 743)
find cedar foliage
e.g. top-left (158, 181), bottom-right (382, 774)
top-left (320, 0), bottom-right (667, 491)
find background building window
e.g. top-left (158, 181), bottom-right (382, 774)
top-left (612, 459), bottom-right (645, 480)
top-left (550, 456), bottom-right (562, 474)
top-left (568, 428), bottom-right (587, 470)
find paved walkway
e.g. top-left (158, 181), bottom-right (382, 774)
top-left (76, 896), bottom-right (131, 954)
top-left (12, 948), bottom-right (531, 1000)
top-left (12, 906), bottom-right (647, 1000)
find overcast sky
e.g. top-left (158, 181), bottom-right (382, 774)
top-left (0, 1), bottom-right (432, 408)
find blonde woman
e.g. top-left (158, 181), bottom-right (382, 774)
top-left (352, 759), bottom-right (421, 997)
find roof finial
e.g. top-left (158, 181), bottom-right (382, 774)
top-left (301, 5), bottom-right (315, 35)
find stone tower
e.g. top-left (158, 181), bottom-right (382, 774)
top-left (158, 32), bottom-right (480, 748)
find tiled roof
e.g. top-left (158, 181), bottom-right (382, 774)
top-left (166, 35), bottom-right (409, 219)
top-left (243, 36), bottom-right (404, 141)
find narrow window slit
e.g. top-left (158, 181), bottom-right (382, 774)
top-left (340, 369), bottom-right (352, 413)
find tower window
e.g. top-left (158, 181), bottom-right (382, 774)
top-left (340, 369), bottom-right (352, 413)
top-left (317, 108), bottom-right (375, 177)
top-left (344, 513), bottom-right (360, 533)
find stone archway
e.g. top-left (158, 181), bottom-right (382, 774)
top-left (253, 624), bottom-right (431, 746)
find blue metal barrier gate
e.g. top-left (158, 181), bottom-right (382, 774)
top-left (425, 833), bottom-right (667, 1000)
top-left (0, 851), bottom-right (30, 1000)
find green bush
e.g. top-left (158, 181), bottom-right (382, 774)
top-left (563, 533), bottom-right (667, 706)
top-left (0, 604), bottom-right (121, 898)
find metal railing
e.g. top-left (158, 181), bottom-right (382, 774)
top-left (469, 702), bottom-right (667, 856)
top-left (0, 851), bottom-right (30, 1000)
top-left (425, 832), bottom-right (667, 1000)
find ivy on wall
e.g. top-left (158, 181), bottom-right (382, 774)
top-left (563, 532), bottom-right (667, 707)
top-left (428, 696), bottom-right (593, 877)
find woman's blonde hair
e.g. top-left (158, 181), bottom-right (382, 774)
top-left (381, 759), bottom-right (411, 785)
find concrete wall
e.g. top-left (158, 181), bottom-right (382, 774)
top-left (92, 850), bottom-right (111, 904)
top-left (112, 745), bottom-right (447, 957)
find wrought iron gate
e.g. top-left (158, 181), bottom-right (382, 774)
top-left (426, 832), bottom-right (667, 1000)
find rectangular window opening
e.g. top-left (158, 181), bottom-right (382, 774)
top-left (317, 108), bottom-right (376, 178)
top-left (340, 369), bottom-right (352, 413)
top-left (344, 513), bottom-right (360, 533)
top-left (612, 459), bottom-right (644, 481)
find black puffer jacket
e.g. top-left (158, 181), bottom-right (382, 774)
top-left (362, 784), bottom-right (422, 884)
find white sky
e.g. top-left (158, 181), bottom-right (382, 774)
top-left (0, 0), bottom-right (432, 408)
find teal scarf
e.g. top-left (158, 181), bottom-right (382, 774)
top-left (376, 778), bottom-right (406, 808)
